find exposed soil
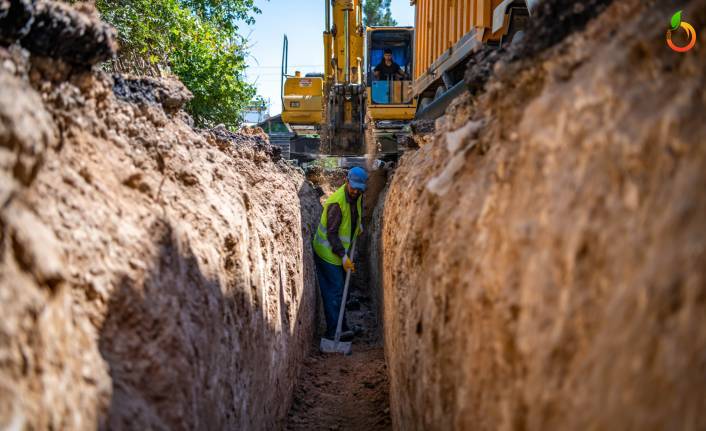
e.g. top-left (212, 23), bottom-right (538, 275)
top-left (465, 0), bottom-right (615, 94)
top-left (0, 0), bottom-right (116, 66)
top-left (2, 0), bottom-right (704, 429)
top-left (0, 2), bottom-right (321, 430)
top-left (306, 166), bottom-right (348, 201)
top-left (380, 0), bottom-right (706, 429)
top-left (285, 290), bottom-right (391, 431)
top-left (287, 347), bottom-right (390, 431)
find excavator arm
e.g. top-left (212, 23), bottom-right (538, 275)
top-left (282, 0), bottom-right (366, 156)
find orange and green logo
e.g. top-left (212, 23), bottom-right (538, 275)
top-left (666, 11), bottom-right (697, 53)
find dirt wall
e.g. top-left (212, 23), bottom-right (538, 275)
top-left (0, 4), bottom-right (320, 429)
top-left (368, 176), bottom-right (389, 340)
top-left (380, 0), bottom-right (706, 430)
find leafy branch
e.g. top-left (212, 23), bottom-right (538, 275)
top-left (95, 0), bottom-right (263, 128)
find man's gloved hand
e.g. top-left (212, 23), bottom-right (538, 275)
top-left (342, 255), bottom-right (356, 273)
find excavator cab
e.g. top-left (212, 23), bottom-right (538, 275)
top-left (366, 27), bottom-right (414, 107)
top-left (365, 27), bottom-right (416, 155)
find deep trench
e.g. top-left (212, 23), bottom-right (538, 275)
top-left (4, 0), bottom-right (706, 429)
top-left (285, 169), bottom-right (392, 431)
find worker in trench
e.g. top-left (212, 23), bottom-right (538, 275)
top-left (312, 167), bottom-right (369, 341)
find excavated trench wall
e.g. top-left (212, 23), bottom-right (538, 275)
top-left (0, 3), bottom-right (320, 429)
top-left (378, 0), bottom-right (706, 430)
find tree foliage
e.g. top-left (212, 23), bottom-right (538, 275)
top-left (95, 0), bottom-right (262, 128)
top-left (363, 0), bottom-right (397, 27)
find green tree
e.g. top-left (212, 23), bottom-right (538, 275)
top-left (95, 0), bottom-right (262, 129)
top-left (363, 0), bottom-right (397, 27)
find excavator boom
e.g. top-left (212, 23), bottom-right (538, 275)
top-left (322, 0), bottom-right (366, 155)
top-left (283, 0), bottom-right (366, 156)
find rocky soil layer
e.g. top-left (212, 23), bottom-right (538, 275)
top-left (0, 2), bottom-right (321, 430)
top-left (379, 0), bottom-right (706, 429)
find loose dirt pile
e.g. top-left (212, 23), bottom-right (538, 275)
top-left (0, 2), bottom-right (320, 430)
top-left (380, 0), bottom-right (706, 429)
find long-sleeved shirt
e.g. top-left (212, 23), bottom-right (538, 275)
top-left (326, 188), bottom-right (360, 258)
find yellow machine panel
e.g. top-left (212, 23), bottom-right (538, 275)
top-left (327, 0), bottom-right (364, 86)
top-left (320, 0), bottom-right (366, 154)
top-left (367, 103), bottom-right (416, 122)
top-left (366, 82), bottom-right (416, 121)
top-left (282, 0), bottom-right (366, 155)
top-left (279, 1), bottom-right (531, 155)
top-left (281, 72), bottom-right (323, 125)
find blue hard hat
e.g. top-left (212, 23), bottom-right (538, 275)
top-left (347, 166), bottom-right (368, 191)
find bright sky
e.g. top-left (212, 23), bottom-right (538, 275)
top-left (244, 0), bottom-right (415, 116)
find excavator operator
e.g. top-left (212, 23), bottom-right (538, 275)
top-left (373, 48), bottom-right (405, 81)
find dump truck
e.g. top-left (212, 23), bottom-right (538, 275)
top-left (412, 0), bottom-right (537, 120)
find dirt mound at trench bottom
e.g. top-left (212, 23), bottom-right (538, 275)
top-left (0, 2), bottom-right (321, 430)
top-left (380, 0), bottom-right (706, 430)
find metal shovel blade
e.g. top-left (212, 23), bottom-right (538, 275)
top-left (319, 337), bottom-right (352, 355)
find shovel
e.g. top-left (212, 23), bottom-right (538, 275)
top-left (319, 238), bottom-right (357, 355)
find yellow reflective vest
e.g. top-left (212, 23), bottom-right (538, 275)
top-left (313, 185), bottom-right (363, 266)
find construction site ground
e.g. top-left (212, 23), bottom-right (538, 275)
top-left (285, 274), bottom-right (391, 431)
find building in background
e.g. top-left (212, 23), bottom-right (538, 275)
top-left (242, 99), bottom-right (270, 126)
top-left (258, 114), bottom-right (293, 160)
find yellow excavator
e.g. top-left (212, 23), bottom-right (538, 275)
top-left (281, 0), bottom-right (415, 157)
top-left (281, 0), bottom-right (533, 158)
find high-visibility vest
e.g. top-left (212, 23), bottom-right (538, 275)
top-left (313, 185), bottom-right (363, 266)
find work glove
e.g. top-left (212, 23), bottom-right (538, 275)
top-left (342, 255), bottom-right (356, 273)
